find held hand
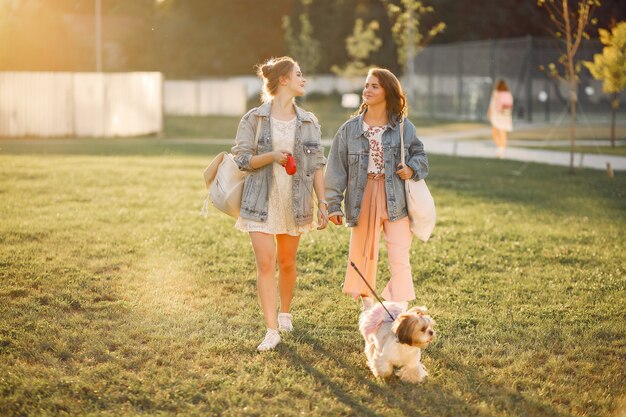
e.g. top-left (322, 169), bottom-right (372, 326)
top-left (317, 205), bottom-right (329, 230)
top-left (396, 164), bottom-right (414, 180)
top-left (329, 215), bottom-right (343, 226)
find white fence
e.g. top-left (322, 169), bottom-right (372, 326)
top-left (164, 80), bottom-right (247, 116)
top-left (0, 72), bottom-right (163, 137)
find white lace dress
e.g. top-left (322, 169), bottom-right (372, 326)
top-left (235, 116), bottom-right (316, 236)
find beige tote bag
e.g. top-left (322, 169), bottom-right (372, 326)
top-left (399, 119), bottom-right (436, 242)
top-left (202, 118), bottom-right (262, 218)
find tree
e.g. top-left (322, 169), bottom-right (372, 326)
top-left (331, 19), bottom-right (383, 77)
top-left (385, 0), bottom-right (446, 69)
top-left (282, 0), bottom-right (321, 74)
top-left (583, 21), bottom-right (626, 147)
top-left (537, 0), bottom-right (600, 174)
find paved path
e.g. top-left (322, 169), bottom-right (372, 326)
top-left (320, 127), bottom-right (626, 171)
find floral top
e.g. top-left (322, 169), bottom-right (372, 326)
top-left (363, 121), bottom-right (386, 174)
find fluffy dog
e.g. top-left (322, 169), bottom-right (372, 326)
top-left (359, 302), bottom-right (436, 383)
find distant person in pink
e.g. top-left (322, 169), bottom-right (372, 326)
top-left (487, 79), bottom-right (514, 158)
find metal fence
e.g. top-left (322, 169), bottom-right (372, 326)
top-left (405, 36), bottom-right (626, 123)
top-left (0, 72), bottom-right (163, 137)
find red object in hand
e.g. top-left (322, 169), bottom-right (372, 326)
top-left (285, 154), bottom-right (297, 175)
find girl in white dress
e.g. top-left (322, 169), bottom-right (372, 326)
top-left (232, 57), bottom-right (328, 351)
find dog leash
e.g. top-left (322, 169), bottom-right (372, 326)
top-left (349, 261), bottom-right (396, 320)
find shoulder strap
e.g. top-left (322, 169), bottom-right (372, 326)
top-left (399, 118), bottom-right (406, 166)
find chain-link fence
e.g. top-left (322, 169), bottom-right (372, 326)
top-left (404, 36), bottom-right (625, 124)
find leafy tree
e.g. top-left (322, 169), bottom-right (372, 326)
top-left (537, 0), bottom-right (600, 174)
top-left (331, 19), bottom-right (383, 77)
top-left (282, 0), bottom-right (321, 74)
top-left (584, 21), bottom-right (626, 147)
top-left (384, 0), bottom-right (446, 69)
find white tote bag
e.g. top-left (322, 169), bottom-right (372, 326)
top-left (399, 119), bottom-right (436, 242)
top-left (202, 118), bottom-right (261, 218)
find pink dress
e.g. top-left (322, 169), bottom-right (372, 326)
top-left (488, 91), bottom-right (513, 132)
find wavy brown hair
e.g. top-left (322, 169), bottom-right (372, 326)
top-left (355, 68), bottom-right (408, 126)
top-left (256, 56), bottom-right (297, 103)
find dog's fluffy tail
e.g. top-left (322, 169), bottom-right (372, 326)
top-left (359, 302), bottom-right (406, 339)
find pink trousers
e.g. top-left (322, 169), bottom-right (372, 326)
top-left (342, 176), bottom-right (415, 302)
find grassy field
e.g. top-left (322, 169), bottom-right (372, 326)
top-left (1, 139), bottom-right (625, 417)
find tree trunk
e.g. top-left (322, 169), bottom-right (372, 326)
top-left (611, 93), bottom-right (618, 148)
top-left (564, 3), bottom-right (576, 175)
top-left (569, 78), bottom-right (577, 174)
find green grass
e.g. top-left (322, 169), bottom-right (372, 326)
top-left (1, 139), bottom-right (625, 416)
top-left (164, 115), bottom-right (241, 139)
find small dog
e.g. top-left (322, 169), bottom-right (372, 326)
top-left (359, 302), bottom-right (436, 383)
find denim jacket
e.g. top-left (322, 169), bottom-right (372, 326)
top-left (231, 102), bottom-right (325, 226)
top-left (324, 113), bottom-right (428, 227)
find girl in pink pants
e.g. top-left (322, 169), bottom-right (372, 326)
top-left (343, 175), bottom-right (415, 305)
top-left (325, 68), bottom-right (429, 311)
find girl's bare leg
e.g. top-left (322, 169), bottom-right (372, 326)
top-left (276, 234), bottom-right (301, 313)
top-left (249, 232), bottom-right (278, 330)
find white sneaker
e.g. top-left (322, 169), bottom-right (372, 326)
top-left (257, 328), bottom-right (281, 352)
top-left (278, 313), bottom-right (293, 332)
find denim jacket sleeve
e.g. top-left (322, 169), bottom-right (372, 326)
top-left (317, 147), bottom-right (327, 168)
top-left (231, 111), bottom-right (258, 172)
top-left (308, 112), bottom-right (327, 168)
top-left (324, 125), bottom-right (348, 216)
top-left (404, 120), bottom-right (429, 181)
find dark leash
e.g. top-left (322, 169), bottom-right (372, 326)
top-left (349, 261), bottom-right (396, 321)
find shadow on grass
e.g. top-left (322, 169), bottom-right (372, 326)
top-left (281, 328), bottom-right (571, 417)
